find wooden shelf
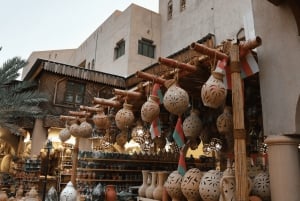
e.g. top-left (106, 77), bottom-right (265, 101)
top-left (77, 179), bottom-right (142, 182)
top-left (77, 168), bottom-right (141, 172)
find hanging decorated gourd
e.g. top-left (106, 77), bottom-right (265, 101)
top-left (183, 109), bottom-right (203, 142)
top-left (115, 103), bottom-right (135, 130)
top-left (79, 121), bottom-right (93, 138)
top-left (141, 95), bottom-right (160, 123)
top-left (216, 106), bottom-right (233, 134)
top-left (93, 107), bottom-right (111, 129)
top-left (69, 122), bottom-right (81, 138)
top-left (163, 79), bottom-right (189, 116)
top-left (201, 71), bottom-right (227, 109)
top-left (59, 127), bottom-right (71, 142)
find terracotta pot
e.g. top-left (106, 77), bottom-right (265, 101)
top-left (79, 121), bottom-right (93, 138)
top-left (199, 170), bottom-right (223, 201)
top-left (115, 103), bottom-right (135, 130)
top-left (153, 171), bottom-right (169, 200)
top-left (93, 108), bottom-right (111, 129)
top-left (163, 80), bottom-right (189, 116)
top-left (183, 109), bottom-right (202, 142)
top-left (59, 128), bottom-right (71, 142)
top-left (69, 123), bottom-right (81, 138)
top-left (141, 95), bottom-right (160, 123)
top-left (181, 168), bottom-right (203, 201)
top-left (145, 171), bottom-right (157, 199)
top-left (0, 191), bottom-right (8, 201)
top-left (105, 185), bottom-right (117, 201)
top-left (216, 106), bottom-right (233, 134)
top-left (201, 71), bottom-right (227, 109)
top-left (138, 170), bottom-right (150, 197)
top-left (60, 181), bottom-right (77, 201)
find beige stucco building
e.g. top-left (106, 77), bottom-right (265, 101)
top-left (21, 1), bottom-right (300, 200)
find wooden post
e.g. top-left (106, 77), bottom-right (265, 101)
top-left (230, 42), bottom-right (248, 201)
top-left (71, 137), bottom-right (79, 188)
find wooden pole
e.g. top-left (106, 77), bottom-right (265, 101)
top-left (158, 57), bottom-right (198, 72)
top-left (71, 137), bottom-right (79, 188)
top-left (230, 42), bottom-right (248, 201)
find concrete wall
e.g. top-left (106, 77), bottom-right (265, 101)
top-left (159, 0), bottom-right (253, 57)
top-left (252, 0), bottom-right (300, 135)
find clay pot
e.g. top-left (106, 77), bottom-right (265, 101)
top-left (199, 170), bottom-right (223, 201)
top-left (183, 109), bottom-right (203, 142)
top-left (163, 80), bottom-right (189, 116)
top-left (60, 181), bottom-right (77, 201)
top-left (115, 103), bottom-right (135, 130)
top-left (216, 106), bottom-right (233, 134)
top-left (138, 170), bottom-right (150, 197)
top-left (153, 171), bottom-right (169, 200)
top-left (79, 121), bottom-right (93, 138)
top-left (105, 185), bottom-right (117, 201)
top-left (59, 128), bottom-right (71, 142)
top-left (69, 123), bottom-right (81, 137)
top-left (24, 187), bottom-right (39, 201)
top-left (93, 108), bottom-right (111, 129)
top-left (165, 171), bottom-right (185, 201)
top-left (47, 186), bottom-right (58, 201)
top-left (181, 168), bottom-right (203, 201)
top-left (145, 171), bottom-right (157, 199)
top-left (141, 95), bottom-right (160, 123)
top-left (251, 172), bottom-right (271, 201)
top-left (0, 191), bottom-right (8, 201)
top-left (201, 71), bottom-right (227, 109)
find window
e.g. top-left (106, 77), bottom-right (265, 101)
top-left (168, 0), bottom-right (173, 20)
top-left (138, 38), bottom-right (155, 58)
top-left (64, 81), bottom-right (85, 105)
top-left (114, 39), bottom-right (125, 59)
top-left (180, 0), bottom-right (186, 12)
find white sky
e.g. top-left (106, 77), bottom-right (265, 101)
top-left (0, 0), bottom-right (159, 65)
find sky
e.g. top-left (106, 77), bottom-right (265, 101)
top-left (0, 0), bottom-right (159, 65)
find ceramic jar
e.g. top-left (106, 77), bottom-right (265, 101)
top-left (138, 170), bottom-right (150, 197)
top-left (216, 106), bottom-right (233, 134)
top-left (0, 191), bottom-right (8, 201)
top-left (199, 170), bottom-right (223, 201)
top-left (251, 172), bottom-right (271, 201)
top-left (24, 187), bottom-right (39, 201)
top-left (105, 185), bottom-right (117, 201)
top-left (69, 123), bottom-right (81, 137)
top-left (181, 168), bottom-right (203, 201)
top-left (183, 109), bottom-right (202, 142)
top-left (163, 80), bottom-right (189, 116)
top-left (164, 171), bottom-right (185, 201)
top-left (115, 103), bottom-right (135, 130)
top-left (93, 108), bottom-right (111, 129)
top-left (47, 186), bottom-right (58, 201)
top-left (201, 71), bottom-right (227, 109)
top-left (141, 95), bottom-right (160, 123)
top-left (60, 181), bottom-right (77, 201)
top-left (219, 164), bottom-right (236, 201)
top-left (145, 171), bottom-right (157, 199)
top-left (153, 171), bottom-right (169, 200)
top-left (79, 121), bottom-right (93, 138)
top-left (59, 128), bottom-right (71, 142)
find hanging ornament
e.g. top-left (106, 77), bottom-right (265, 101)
top-left (93, 107), bottom-right (111, 129)
top-left (141, 95), bottom-right (160, 123)
top-left (183, 109), bottom-right (203, 142)
top-left (59, 127), bottom-right (71, 142)
top-left (163, 79), bottom-right (189, 116)
top-left (115, 103), bottom-right (135, 130)
top-left (216, 106), bottom-right (233, 134)
top-left (69, 122), bottom-right (81, 138)
top-left (201, 71), bottom-right (227, 109)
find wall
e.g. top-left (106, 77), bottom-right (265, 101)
top-left (252, 0), bottom-right (300, 135)
top-left (159, 0), bottom-right (253, 57)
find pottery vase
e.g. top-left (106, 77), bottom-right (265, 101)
top-left (105, 185), bottom-right (117, 201)
top-left (60, 181), bottom-right (77, 201)
top-left (199, 170), bottom-right (223, 201)
top-left (181, 168), bottom-right (203, 201)
top-left (201, 71), bottom-right (227, 109)
top-left (153, 171), bottom-right (169, 200)
top-left (93, 108), bottom-right (111, 129)
top-left (59, 128), bottom-right (71, 142)
top-left (145, 171), bottom-right (157, 199)
top-left (141, 95), bottom-right (160, 123)
top-left (138, 170), bottom-right (150, 197)
top-left (183, 109), bottom-right (203, 142)
top-left (164, 171), bottom-right (186, 201)
top-left (115, 103), bottom-right (135, 130)
top-left (216, 106), bottom-right (233, 134)
top-left (79, 121), bottom-right (93, 138)
top-left (251, 171), bottom-right (271, 201)
top-left (219, 162), bottom-right (236, 201)
top-left (163, 80), bottom-right (189, 116)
